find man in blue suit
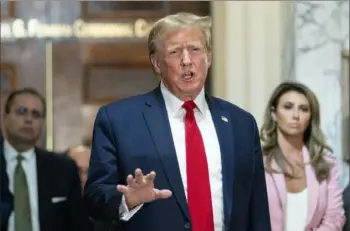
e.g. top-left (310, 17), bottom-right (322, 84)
top-left (84, 12), bottom-right (271, 231)
top-left (1, 132), bottom-right (13, 231)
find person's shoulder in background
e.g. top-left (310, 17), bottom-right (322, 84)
top-left (343, 181), bottom-right (350, 231)
top-left (36, 148), bottom-right (77, 168)
top-left (0, 132), bottom-right (13, 231)
top-left (34, 147), bottom-right (80, 186)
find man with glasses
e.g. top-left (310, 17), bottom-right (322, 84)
top-left (1, 88), bottom-right (84, 231)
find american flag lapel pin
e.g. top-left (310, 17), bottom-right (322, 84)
top-left (221, 116), bottom-right (228, 122)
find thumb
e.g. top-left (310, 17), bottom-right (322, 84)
top-left (155, 189), bottom-right (172, 199)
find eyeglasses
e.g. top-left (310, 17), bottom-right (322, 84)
top-left (13, 106), bottom-right (43, 119)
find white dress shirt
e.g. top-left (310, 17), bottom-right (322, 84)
top-left (4, 140), bottom-right (40, 231)
top-left (120, 82), bottom-right (224, 230)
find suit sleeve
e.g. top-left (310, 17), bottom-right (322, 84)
top-left (314, 159), bottom-right (345, 231)
top-left (1, 153), bottom-right (13, 230)
top-left (248, 118), bottom-right (272, 231)
top-left (83, 106), bottom-right (123, 224)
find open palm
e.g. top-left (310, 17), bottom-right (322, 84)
top-left (117, 169), bottom-right (172, 209)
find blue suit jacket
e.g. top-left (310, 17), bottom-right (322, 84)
top-left (83, 87), bottom-right (271, 231)
top-left (1, 134), bottom-right (13, 231)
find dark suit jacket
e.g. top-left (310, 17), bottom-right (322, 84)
top-left (0, 135), bottom-right (13, 231)
top-left (34, 148), bottom-right (85, 231)
top-left (1, 137), bottom-right (85, 231)
top-left (344, 183), bottom-right (350, 231)
top-left (83, 87), bottom-right (271, 231)
top-left (63, 151), bottom-right (112, 231)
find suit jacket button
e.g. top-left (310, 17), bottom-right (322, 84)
top-left (184, 222), bottom-right (191, 229)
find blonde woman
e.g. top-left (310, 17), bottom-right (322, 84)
top-left (260, 82), bottom-right (344, 231)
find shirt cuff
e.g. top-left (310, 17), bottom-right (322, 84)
top-left (119, 195), bottom-right (143, 221)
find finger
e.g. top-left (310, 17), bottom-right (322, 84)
top-left (116, 185), bottom-right (128, 194)
top-left (126, 175), bottom-right (134, 186)
top-left (145, 171), bottom-right (156, 183)
top-left (155, 189), bottom-right (172, 199)
top-left (134, 168), bottom-right (144, 184)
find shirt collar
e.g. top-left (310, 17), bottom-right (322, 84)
top-left (4, 139), bottom-right (35, 162)
top-left (160, 81), bottom-right (207, 118)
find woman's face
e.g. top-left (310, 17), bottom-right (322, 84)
top-left (273, 91), bottom-right (311, 137)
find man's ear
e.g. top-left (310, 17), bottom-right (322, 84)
top-left (150, 54), bottom-right (161, 75)
top-left (206, 50), bottom-right (212, 68)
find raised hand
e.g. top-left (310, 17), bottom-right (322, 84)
top-left (117, 168), bottom-right (172, 210)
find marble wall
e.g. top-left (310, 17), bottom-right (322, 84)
top-left (294, 0), bottom-right (349, 186)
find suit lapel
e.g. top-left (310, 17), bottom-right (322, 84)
top-left (142, 88), bottom-right (190, 219)
top-left (207, 96), bottom-right (235, 227)
top-left (142, 89), bottom-right (237, 225)
top-left (270, 163), bottom-right (287, 211)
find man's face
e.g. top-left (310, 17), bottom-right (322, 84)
top-left (151, 27), bottom-right (211, 100)
top-left (3, 93), bottom-right (44, 147)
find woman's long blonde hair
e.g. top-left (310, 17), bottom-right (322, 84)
top-left (260, 82), bottom-right (333, 182)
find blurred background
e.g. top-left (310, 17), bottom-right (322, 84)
top-left (0, 0), bottom-right (349, 185)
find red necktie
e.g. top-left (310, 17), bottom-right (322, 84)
top-left (183, 101), bottom-right (214, 231)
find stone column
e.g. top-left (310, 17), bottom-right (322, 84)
top-left (211, 1), bottom-right (295, 127)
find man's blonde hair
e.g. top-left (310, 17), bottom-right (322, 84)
top-left (147, 12), bottom-right (212, 58)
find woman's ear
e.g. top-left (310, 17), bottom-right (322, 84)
top-left (271, 107), bottom-right (277, 122)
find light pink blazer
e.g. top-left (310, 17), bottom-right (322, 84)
top-left (264, 146), bottom-right (345, 231)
